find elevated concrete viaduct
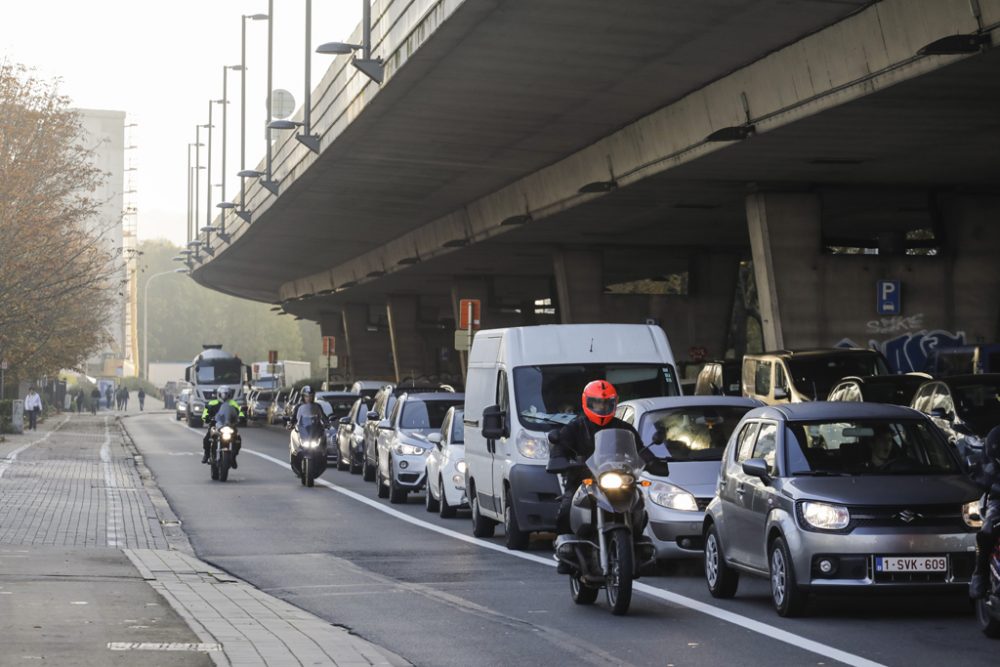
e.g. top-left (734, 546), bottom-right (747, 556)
top-left (190, 0), bottom-right (1000, 381)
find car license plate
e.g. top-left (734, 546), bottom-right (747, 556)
top-left (875, 556), bottom-right (947, 573)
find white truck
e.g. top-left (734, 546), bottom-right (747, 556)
top-left (184, 345), bottom-right (251, 427)
top-left (251, 360), bottom-right (312, 390)
top-left (463, 324), bottom-right (680, 550)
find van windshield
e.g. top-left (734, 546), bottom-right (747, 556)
top-left (785, 352), bottom-right (888, 400)
top-left (513, 364), bottom-right (678, 431)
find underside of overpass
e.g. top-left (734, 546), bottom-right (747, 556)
top-left (190, 0), bottom-right (1000, 383)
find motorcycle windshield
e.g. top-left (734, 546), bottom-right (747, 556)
top-left (586, 429), bottom-right (644, 477)
top-left (297, 405), bottom-right (325, 438)
top-left (215, 404), bottom-right (239, 426)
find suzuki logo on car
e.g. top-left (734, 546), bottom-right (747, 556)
top-left (897, 510), bottom-right (922, 523)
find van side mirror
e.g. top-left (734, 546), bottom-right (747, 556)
top-left (773, 387), bottom-right (788, 400)
top-left (184, 368), bottom-right (190, 382)
top-left (481, 404), bottom-right (505, 440)
top-left (742, 458), bottom-right (771, 482)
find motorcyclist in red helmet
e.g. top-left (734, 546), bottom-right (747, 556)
top-left (548, 381), bottom-right (640, 537)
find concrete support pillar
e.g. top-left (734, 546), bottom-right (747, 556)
top-left (554, 248), bottom-right (603, 324)
top-left (746, 193), bottom-right (822, 350)
top-left (947, 196), bottom-right (1000, 343)
top-left (341, 303), bottom-right (394, 382)
top-left (387, 295), bottom-right (428, 384)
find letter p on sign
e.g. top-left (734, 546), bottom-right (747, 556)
top-left (877, 280), bottom-right (901, 315)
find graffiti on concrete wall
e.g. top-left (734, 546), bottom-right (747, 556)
top-left (837, 314), bottom-right (966, 373)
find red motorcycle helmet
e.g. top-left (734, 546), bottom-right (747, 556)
top-left (582, 380), bottom-right (618, 427)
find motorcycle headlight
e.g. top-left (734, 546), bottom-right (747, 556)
top-left (220, 426), bottom-right (234, 442)
top-left (394, 443), bottom-right (426, 456)
top-left (800, 501), bottom-right (850, 531)
top-left (598, 472), bottom-right (634, 490)
top-left (455, 460), bottom-right (467, 475)
top-left (647, 481), bottom-right (698, 511)
top-left (963, 500), bottom-right (983, 529)
top-left (302, 439), bottom-right (321, 449)
top-left (516, 431), bottom-right (549, 459)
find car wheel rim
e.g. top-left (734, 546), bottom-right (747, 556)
top-left (771, 547), bottom-right (786, 606)
top-left (705, 534), bottom-right (719, 587)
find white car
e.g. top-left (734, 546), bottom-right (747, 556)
top-left (616, 396), bottom-right (763, 560)
top-left (425, 406), bottom-right (468, 518)
top-left (375, 392), bottom-right (465, 504)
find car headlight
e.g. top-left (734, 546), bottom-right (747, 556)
top-left (516, 430), bottom-right (549, 459)
top-left (800, 501), bottom-right (850, 531)
top-left (220, 426), bottom-right (234, 442)
top-left (647, 481), bottom-right (698, 511)
top-left (598, 472), bottom-right (634, 490)
top-left (455, 460), bottom-right (467, 475)
top-left (964, 500), bottom-right (983, 529)
top-left (394, 443), bottom-right (426, 456)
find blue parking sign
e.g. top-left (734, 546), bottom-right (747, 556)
top-left (877, 280), bottom-right (901, 315)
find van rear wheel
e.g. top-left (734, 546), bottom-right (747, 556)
top-left (470, 483), bottom-right (497, 538)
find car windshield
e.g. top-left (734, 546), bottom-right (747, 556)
top-left (401, 399), bottom-right (463, 431)
top-left (786, 353), bottom-right (888, 400)
top-left (785, 419), bottom-right (959, 476)
top-left (638, 405), bottom-right (752, 461)
top-left (952, 379), bottom-right (1000, 428)
top-left (318, 397), bottom-right (357, 418)
top-left (861, 378), bottom-right (924, 405)
top-left (513, 364), bottom-right (679, 431)
top-left (451, 410), bottom-right (465, 444)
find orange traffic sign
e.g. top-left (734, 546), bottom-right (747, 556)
top-left (459, 299), bottom-right (481, 331)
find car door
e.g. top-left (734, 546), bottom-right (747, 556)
top-left (718, 421), bottom-right (760, 566)
top-left (379, 398), bottom-right (402, 477)
top-left (744, 421), bottom-right (780, 571)
top-left (488, 369), bottom-right (511, 515)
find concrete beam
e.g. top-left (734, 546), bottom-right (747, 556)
top-left (341, 303), bottom-right (395, 382)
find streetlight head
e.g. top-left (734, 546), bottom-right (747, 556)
top-left (173, 268), bottom-right (189, 273)
top-left (237, 169), bottom-right (264, 178)
top-left (317, 42), bottom-right (359, 55)
top-left (216, 202), bottom-right (236, 210)
top-left (201, 226), bottom-right (220, 233)
top-left (267, 119), bottom-right (302, 130)
top-left (227, 64), bottom-right (245, 71)
top-left (247, 13), bottom-right (269, 20)
top-left (188, 240), bottom-right (203, 247)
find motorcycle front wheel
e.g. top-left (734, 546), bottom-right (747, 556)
top-left (301, 457), bottom-right (311, 487)
top-left (570, 573), bottom-right (598, 605)
top-left (606, 528), bottom-right (634, 615)
top-left (976, 597), bottom-right (1000, 638)
top-left (218, 451), bottom-right (230, 482)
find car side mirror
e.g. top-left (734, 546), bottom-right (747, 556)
top-left (646, 460), bottom-right (670, 477)
top-left (339, 416), bottom-right (350, 425)
top-left (930, 407), bottom-right (954, 421)
top-left (428, 432), bottom-right (443, 449)
top-left (742, 458), bottom-right (771, 482)
top-left (367, 411), bottom-right (380, 422)
top-left (481, 404), bottom-right (505, 440)
top-left (773, 387), bottom-right (788, 400)
top-left (378, 419), bottom-right (391, 430)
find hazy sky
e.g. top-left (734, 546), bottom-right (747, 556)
top-left (1, 0), bottom-right (361, 247)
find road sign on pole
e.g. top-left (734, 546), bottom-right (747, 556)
top-left (459, 299), bottom-right (481, 331)
top-left (322, 336), bottom-right (336, 356)
top-left (268, 349), bottom-right (278, 364)
top-left (876, 280), bottom-right (901, 315)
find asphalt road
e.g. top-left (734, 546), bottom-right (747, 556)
top-left (124, 412), bottom-right (998, 667)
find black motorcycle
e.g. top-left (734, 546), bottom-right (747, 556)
top-left (288, 404), bottom-right (328, 487)
top-left (548, 429), bottom-right (661, 615)
top-left (976, 495), bottom-right (1000, 638)
top-left (209, 404), bottom-right (241, 483)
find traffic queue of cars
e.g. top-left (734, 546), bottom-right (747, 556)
top-left (260, 327), bottom-right (998, 620)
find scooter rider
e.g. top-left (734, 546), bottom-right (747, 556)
top-left (288, 385), bottom-right (326, 428)
top-left (970, 426), bottom-right (1000, 599)
top-left (202, 386), bottom-right (245, 467)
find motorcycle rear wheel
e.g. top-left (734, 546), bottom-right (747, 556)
top-left (570, 573), bottom-right (598, 605)
top-left (606, 529), bottom-right (634, 615)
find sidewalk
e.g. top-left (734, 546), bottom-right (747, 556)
top-left (0, 413), bottom-right (408, 666)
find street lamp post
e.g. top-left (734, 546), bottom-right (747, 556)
top-left (261, 0), bottom-right (279, 195)
top-left (238, 12), bottom-right (269, 221)
top-left (219, 64), bottom-right (242, 239)
top-left (143, 268), bottom-right (187, 380)
top-left (297, 0), bottom-right (320, 153)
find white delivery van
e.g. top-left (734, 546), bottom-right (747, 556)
top-left (464, 324), bottom-right (679, 549)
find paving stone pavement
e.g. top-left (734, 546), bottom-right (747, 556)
top-left (0, 413), bottom-right (409, 667)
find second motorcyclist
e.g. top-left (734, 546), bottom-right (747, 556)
top-left (202, 386), bottom-right (245, 468)
top-left (970, 426), bottom-right (1000, 599)
top-left (288, 385), bottom-right (325, 428)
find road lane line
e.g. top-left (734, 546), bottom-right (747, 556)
top-left (240, 446), bottom-right (885, 667)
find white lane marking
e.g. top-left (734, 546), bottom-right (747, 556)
top-left (241, 447), bottom-right (885, 667)
top-left (0, 415), bottom-right (71, 478)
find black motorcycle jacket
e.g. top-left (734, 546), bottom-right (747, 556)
top-left (975, 426), bottom-right (1000, 497)
top-left (548, 416), bottom-right (641, 462)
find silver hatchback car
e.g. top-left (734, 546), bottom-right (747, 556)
top-left (704, 402), bottom-right (981, 617)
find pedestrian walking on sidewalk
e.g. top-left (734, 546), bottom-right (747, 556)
top-left (122, 387), bottom-right (130, 411)
top-left (105, 386), bottom-right (113, 411)
top-left (137, 388), bottom-right (145, 411)
top-left (75, 391), bottom-right (84, 413)
top-left (24, 387), bottom-right (42, 431)
top-left (90, 388), bottom-right (100, 415)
